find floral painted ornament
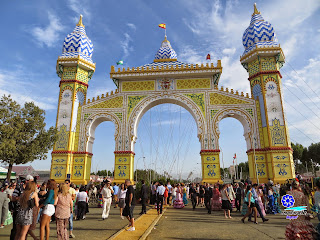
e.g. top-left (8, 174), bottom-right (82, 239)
top-left (281, 194), bottom-right (295, 208)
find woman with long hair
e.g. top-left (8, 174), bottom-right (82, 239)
top-left (117, 183), bottom-right (127, 219)
top-left (257, 186), bottom-right (266, 217)
top-left (55, 183), bottom-right (73, 240)
top-left (15, 181), bottom-right (39, 240)
top-left (40, 179), bottom-right (58, 240)
top-left (241, 185), bottom-right (258, 224)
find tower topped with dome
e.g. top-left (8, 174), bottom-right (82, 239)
top-left (241, 3), bottom-right (283, 64)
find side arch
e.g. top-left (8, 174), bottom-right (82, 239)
top-left (212, 107), bottom-right (260, 151)
top-left (127, 93), bottom-right (207, 151)
top-left (78, 112), bottom-right (122, 153)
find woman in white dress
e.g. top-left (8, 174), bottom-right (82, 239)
top-left (173, 184), bottom-right (184, 209)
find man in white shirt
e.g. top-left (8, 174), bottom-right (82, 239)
top-left (156, 182), bottom-right (166, 215)
top-left (101, 181), bottom-right (114, 220)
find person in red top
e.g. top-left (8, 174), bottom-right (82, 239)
top-left (164, 185), bottom-right (169, 206)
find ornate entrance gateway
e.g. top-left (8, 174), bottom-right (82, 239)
top-left (50, 5), bottom-right (295, 184)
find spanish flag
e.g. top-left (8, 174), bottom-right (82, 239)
top-left (158, 23), bottom-right (166, 29)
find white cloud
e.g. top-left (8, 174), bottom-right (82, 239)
top-left (87, 87), bottom-right (113, 100)
top-left (265, 0), bottom-right (320, 31)
top-left (0, 89), bottom-right (56, 110)
top-left (222, 48), bottom-right (236, 55)
top-left (151, 119), bottom-right (180, 126)
top-left (120, 33), bottom-right (133, 59)
top-left (67, 0), bottom-right (91, 22)
top-left (0, 69), bottom-right (56, 110)
top-left (219, 56), bottom-right (250, 93)
top-left (127, 23), bottom-right (136, 31)
top-left (30, 12), bottom-right (65, 48)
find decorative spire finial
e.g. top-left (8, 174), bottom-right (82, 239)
top-left (252, 3), bottom-right (261, 16)
top-left (76, 14), bottom-right (85, 27)
top-left (162, 35), bottom-right (170, 44)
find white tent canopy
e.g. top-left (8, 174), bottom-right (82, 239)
top-left (0, 166), bottom-right (16, 180)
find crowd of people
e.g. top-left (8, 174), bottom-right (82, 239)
top-left (1, 176), bottom-right (320, 239)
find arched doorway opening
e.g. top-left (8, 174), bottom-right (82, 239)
top-left (90, 121), bottom-right (115, 177)
top-left (218, 118), bottom-right (248, 180)
top-left (212, 108), bottom-right (260, 183)
top-left (134, 103), bottom-right (200, 183)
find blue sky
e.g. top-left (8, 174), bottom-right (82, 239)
top-left (1, 0), bottom-right (320, 179)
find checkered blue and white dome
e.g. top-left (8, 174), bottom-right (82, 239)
top-left (154, 36), bottom-right (177, 61)
top-left (60, 15), bottom-right (94, 64)
top-left (242, 4), bottom-right (279, 56)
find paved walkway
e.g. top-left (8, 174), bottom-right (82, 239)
top-left (147, 204), bottom-right (318, 240)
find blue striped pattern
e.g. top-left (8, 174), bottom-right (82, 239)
top-left (154, 38), bottom-right (178, 60)
top-left (155, 47), bottom-right (178, 59)
top-left (136, 60), bottom-right (192, 71)
top-left (250, 14), bottom-right (264, 25)
top-left (61, 25), bottom-right (93, 63)
top-left (242, 13), bottom-right (279, 56)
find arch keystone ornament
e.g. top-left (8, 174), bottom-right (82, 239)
top-left (50, 6), bottom-right (294, 184)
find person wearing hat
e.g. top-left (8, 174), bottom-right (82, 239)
top-left (101, 181), bottom-right (114, 220)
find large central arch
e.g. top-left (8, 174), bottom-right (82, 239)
top-left (128, 93), bottom-right (207, 151)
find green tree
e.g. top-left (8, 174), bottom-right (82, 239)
top-left (308, 143), bottom-right (320, 164)
top-left (238, 161), bottom-right (249, 179)
top-left (92, 170), bottom-right (113, 176)
top-left (291, 142), bottom-right (305, 162)
top-left (0, 95), bottom-right (57, 180)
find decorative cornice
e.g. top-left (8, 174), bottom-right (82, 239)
top-left (200, 149), bottom-right (221, 154)
top-left (248, 70), bottom-right (282, 81)
top-left (240, 47), bottom-right (284, 63)
top-left (73, 151), bottom-right (93, 156)
top-left (59, 79), bottom-right (89, 88)
top-left (246, 147), bottom-right (293, 153)
top-left (153, 58), bottom-right (178, 62)
top-left (57, 56), bottom-right (96, 71)
top-left (52, 151), bottom-right (93, 156)
top-left (114, 151), bottom-right (135, 155)
top-left (110, 61), bottom-right (222, 78)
